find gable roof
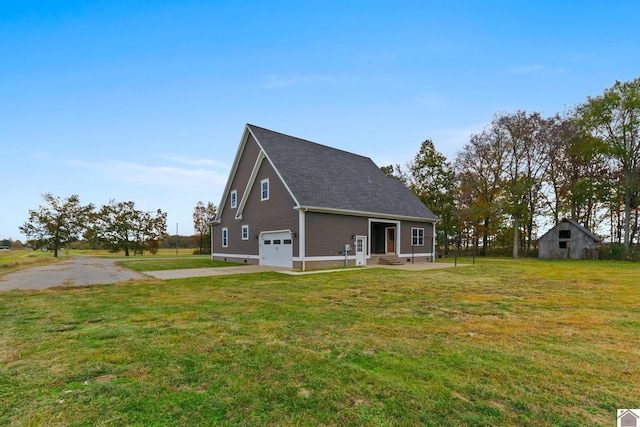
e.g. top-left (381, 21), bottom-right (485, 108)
top-left (539, 218), bottom-right (601, 242)
top-left (220, 124), bottom-right (438, 222)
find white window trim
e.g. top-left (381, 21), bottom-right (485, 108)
top-left (412, 227), bottom-right (425, 246)
top-left (242, 225), bottom-right (249, 241)
top-left (222, 228), bottom-right (229, 248)
top-left (230, 190), bottom-right (238, 209)
top-left (261, 178), bottom-right (270, 201)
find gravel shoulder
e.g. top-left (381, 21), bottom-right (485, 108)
top-left (0, 257), bottom-right (149, 291)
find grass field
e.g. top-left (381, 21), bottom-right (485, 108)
top-left (117, 257), bottom-right (244, 272)
top-left (0, 250), bottom-right (64, 275)
top-left (1, 259), bottom-right (639, 426)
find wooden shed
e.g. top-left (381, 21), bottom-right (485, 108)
top-left (538, 219), bottom-right (600, 260)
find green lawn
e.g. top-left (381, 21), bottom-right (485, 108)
top-left (0, 250), bottom-right (65, 275)
top-left (1, 259), bottom-right (639, 426)
top-left (117, 257), bottom-right (244, 272)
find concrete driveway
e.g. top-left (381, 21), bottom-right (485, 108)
top-left (0, 257), bottom-right (148, 291)
top-left (1, 257), bottom-right (464, 291)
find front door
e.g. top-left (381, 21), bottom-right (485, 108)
top-left (386, 228), bottom-right (395, 254)
top-left (355, 236), bottom-right (367, 266)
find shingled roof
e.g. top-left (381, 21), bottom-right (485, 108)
top-left (247, 124), bottom-right (438, 221)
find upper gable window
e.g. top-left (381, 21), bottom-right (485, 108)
top-left (261, 179), bottom-right (270, 201)
top-left (230, 190), bottom-right (238, 209)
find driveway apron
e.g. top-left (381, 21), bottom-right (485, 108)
top-left (0, 257), bottom-right (148, 291)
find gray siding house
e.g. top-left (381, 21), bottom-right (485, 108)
top-left (211, 124), bottom-right (439, 270)
top-left (538, 219), bottom-right (600, 260)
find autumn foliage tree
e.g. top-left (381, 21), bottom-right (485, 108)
top-left (193, 201), bottom-right (217, 254)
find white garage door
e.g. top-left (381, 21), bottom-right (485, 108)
top-left (260, 231), bottom-right (293, 268)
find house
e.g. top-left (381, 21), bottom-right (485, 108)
top-left (210, 124), bottom-right (439, 270)
top-left (538, 218), bottom-right (600, 260)
top-left (619, 410), bottom-right (640, 427)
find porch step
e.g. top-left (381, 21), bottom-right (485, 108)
top-left (378, 256), bottom-right (405, 266)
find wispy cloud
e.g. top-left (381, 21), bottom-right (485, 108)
top-left (507, 64), bottom-right (566, 74)
top-left (68, 159), bottom-right (229, 191)
top-left (507, 64), bottom-right (546, 74)
top-left (155, 154), bottom-right (229, 169)
top-left (263, 74), bottom-right (336, 88)
top-left (415, 93), bottom-right (446, 107)
top-left (354, 52), bottom-right (400, 62)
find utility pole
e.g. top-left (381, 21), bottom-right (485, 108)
top-left (176, 222), bottom-right (179, 255)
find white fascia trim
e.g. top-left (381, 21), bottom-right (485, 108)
top-left (236, 150), bottom-right (266, 219)
top-left (212, 253), bottom-right (260, 260)
top-left (293, 255), bottom-right (356, 262)
top-left (298, 206), bottom-right (437, 223)
top-left (247, 126), bottom-right (301, 207)
top-left (398, 252), bottom-right (434, 258)
top-left (214, 127), bottom-right (251, 222)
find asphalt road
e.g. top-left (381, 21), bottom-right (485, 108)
top-left (0, 257), bottom-right (149, 291)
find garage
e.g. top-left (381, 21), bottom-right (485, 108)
top-left (259, 231), bottom-right (293, 268)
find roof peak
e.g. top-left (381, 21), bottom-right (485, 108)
top-left (246, 124), bottom-right (372, 161)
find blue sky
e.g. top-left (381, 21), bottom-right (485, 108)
top-left (2, 1), bottom-right (639, 240)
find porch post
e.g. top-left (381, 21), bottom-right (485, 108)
top-left (299, 209), bottom-right (306, 271)
top-left (432, 221), bottom-right (436, 263)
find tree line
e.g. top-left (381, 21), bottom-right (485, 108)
top-left (386, 77), bottom-right (640, 259)
top-left (20, 194), bottom-right (218, 257)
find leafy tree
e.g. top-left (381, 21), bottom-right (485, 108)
top-left (91, 200), bottom-right (167, 256)
top-left (577, 78), bottom-right (640, 257)
top-left (193, 201), bottom-right (217, 254)
top-left (454, 126), bottom-right (507, 256)
top-left (19, 193), bottom-right (94, 257)
top-left (496, 111), bottom-right (551, 258)
top-left (405, 140), bottom-right (456, 254)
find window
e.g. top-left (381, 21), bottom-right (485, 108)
top-left (559, 230), bottom-right (571, 239)
top-left (412, 228), bottom-right (425, 246)
top-left (273, 239), bottom-right (281, 244)
top-left (242, 225), bottom-right (249, 240)
top-left (283, 239), bottom-right (292, 245)
top-left (230, 190), bottom-right (237, 209)
top-left (261, 178), bottom-right (269, 201)
top-left (559, 241), bottom-right (567, 249)
top-left (222, 228), bottom-right (228, 248)
top-left (263, 240), bottom-right (271, 245)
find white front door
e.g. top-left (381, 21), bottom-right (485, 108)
top-left (355, 236), bottom-right (367, 266)
top-left (259, 231), bottom-right (293, 268)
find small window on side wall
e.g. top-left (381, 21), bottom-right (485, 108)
top-left (261, 179), bottom-right (269, 201)
top-left (231, 190), bottom-right (237, 209)
top-left (242, 225), bottom-right (249, 240)
top-left (559, 241), bottom-right (567, 249)
top-left (412, 227), bottom-right (425, 246)
top-left (222, 228), bottom-right (229, 248)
